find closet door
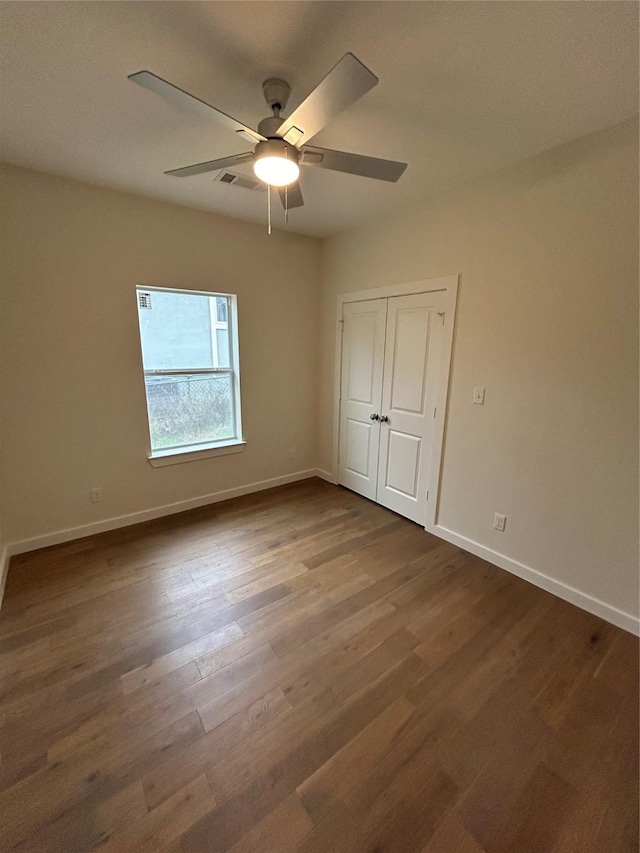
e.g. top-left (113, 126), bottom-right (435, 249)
top-left (375, 293), bottom-right (443, 524)
top-left (338, 299), bottom-right (387, 500)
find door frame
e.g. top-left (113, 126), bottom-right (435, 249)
top-left (332, 275), bottom-right (459, 531)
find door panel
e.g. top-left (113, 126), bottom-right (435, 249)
top-left (389, 308), bottom-right (430, 414)
top-left (345, 418), bottom-right (373, 478)
top-left (376, 293), bottom-right (443, 524)
top-left (384, 430), bottom-right (422, 497)
top-left (346, 313), bottom-right (379, 404)
top-left (338, 299), bottom-right (387, 500)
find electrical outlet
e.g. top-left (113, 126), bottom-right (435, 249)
top-left (473, 387), bottom-right (485, 405)
top-left (493, 512), bottom-right (506, 532)
top-left (91, 487), bottom-right (103, 503)
top-left (289, 446), bottom-right (296, 460)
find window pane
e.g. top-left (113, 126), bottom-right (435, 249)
top-left (138, 290), bottom-right (214, 370)
top-left (144, 373), bottom-right (234, 450)
top-left (213, 296), bottom-right (231, 367)
top-left (215, 327), bottom-right (231, 367)
top-left (216, 297), bottom-right (228, 323)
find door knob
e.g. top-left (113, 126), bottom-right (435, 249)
top-left (370, 413), bottom-right (380, 421)
top-left (380, 415), bottom-right (390, 423)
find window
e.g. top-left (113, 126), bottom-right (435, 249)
top-left (136, 286), bottom-right (243, 464)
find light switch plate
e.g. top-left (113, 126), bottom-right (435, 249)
top-left (473, 387), bottom-right (485, 405)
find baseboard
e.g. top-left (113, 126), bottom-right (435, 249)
top-left (315, 468), bottom-right (337, 484)
top-left (7, 469), bottom-right (319, 559)
top-left (0, 544), bottom-right (10, 610)
top-left (428, 522), bottom-right (639, 636)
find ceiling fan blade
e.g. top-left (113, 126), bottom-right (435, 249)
top-left (300, 145), bottom-right (407, 182)
top-left (165, 152), bottom-right (254, 178)
top-left (128, 70), bottom-right (266, 143)
top-left (278, 182), bottom-right (304, 209)
top-left (276, 53), bottom-right (378, 147)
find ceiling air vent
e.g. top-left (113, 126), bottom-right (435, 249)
top-left (214, 171), bottom-right (266, 192)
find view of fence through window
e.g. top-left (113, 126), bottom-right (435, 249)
top-left (136, 287), bottom-right (240, 453)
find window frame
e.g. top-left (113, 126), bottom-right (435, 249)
top-left (135, 285), bottom-right (245, 466)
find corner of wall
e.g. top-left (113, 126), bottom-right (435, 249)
top-left (0, 544), bottom-right (9, 609)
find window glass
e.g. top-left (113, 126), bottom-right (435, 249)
top-left (136, 287), bottom-right (240, 454)
top-left (144, 374), bottom-right (234, 450)
top-left (216, 297), bottom-right (228, 323)
top-left (138, 290), bottom-right (214, 370)
top-left (216, 328), bottom-right (231, 368)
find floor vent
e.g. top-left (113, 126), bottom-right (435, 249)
top-left (215, 171), bottom-right (266, 192)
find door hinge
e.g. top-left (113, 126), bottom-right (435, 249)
top-left (433, 407), bottom-right (437, 418)
top-left (426, 490), bottom-right (429, 501)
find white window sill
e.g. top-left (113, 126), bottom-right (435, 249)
top-left (148, 439), bottom-right (246, 467)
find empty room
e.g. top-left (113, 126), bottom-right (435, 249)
top-left (0, 2), bottom-right (638, 851)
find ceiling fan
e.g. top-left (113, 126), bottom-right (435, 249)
top-left (128, 53), bottom-right (407, 213)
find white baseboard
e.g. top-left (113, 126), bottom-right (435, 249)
top-left (0, 544), bottom-right (10, 610)
top-left (6, 469), bottom-right (319, 559)
top-left (428, 522), bottom-right (639, 637)
top-left (315, 468), bottom-right (337, 484)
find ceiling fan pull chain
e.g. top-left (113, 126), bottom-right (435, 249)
top-left (267, 183), bottom-right (271, 235)
top-left (284, 145), bottom-right (289, 224)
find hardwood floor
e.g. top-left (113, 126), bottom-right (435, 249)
top-left (0, 478), bottom-right (637, 852)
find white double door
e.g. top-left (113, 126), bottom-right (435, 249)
top-left (338, 292), bottom-right (444, 525)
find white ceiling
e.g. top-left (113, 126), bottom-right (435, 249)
top-left (1, 1), bottom-right (637, 237)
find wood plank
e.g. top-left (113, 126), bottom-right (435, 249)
top-left (121, 622), bottom-right (244, 695)
top-left (98, 773), bottom-right (215, 852)
top-left (422, 813), bottom-right (485, 853)
top-left (142, 687), bottom-right (292, 810)
top-left (297, 695), bottom-right (416, 822)
top-left (226, 793), bottom-right (313, 853)
top-left (480, 762), bottom-right (579, 853)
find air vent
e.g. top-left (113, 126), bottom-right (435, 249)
top-left (214, 171), bottom-right (266, 192)
top-left (138, 292), bottom-right (152, 310)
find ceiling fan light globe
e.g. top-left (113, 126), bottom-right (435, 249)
top-left (253, 155), bottom-right (299, 187)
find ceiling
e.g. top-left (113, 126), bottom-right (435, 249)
top-left (1, 1), bottom-right (637, 237)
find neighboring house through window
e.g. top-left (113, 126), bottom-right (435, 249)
top-left (136, 285), bottom-right (244, 464)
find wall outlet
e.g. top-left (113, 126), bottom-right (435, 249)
top-left (493, 512), bottom-right (506, 532)
top-left (91, 487), bottom-right (103, 503)
top-left (473, 387), bottom-right (486, 405)
top-left (289, 446), bottom-right (296, 460)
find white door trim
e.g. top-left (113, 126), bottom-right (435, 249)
top-left (332, 275), bottom-right (459, 530)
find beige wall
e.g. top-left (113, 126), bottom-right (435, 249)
top-left (319, 118), bottom-right (639, 619)
top-left (0, 165), bottom-right (321, 544)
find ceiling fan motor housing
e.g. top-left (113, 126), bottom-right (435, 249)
top-left (254, 138), bottom-right (299, 165)
top-left (257, 115), bottom-right (286, 138)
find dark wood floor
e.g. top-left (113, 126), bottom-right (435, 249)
top-left (0, 479), bottom-right (637, 852)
